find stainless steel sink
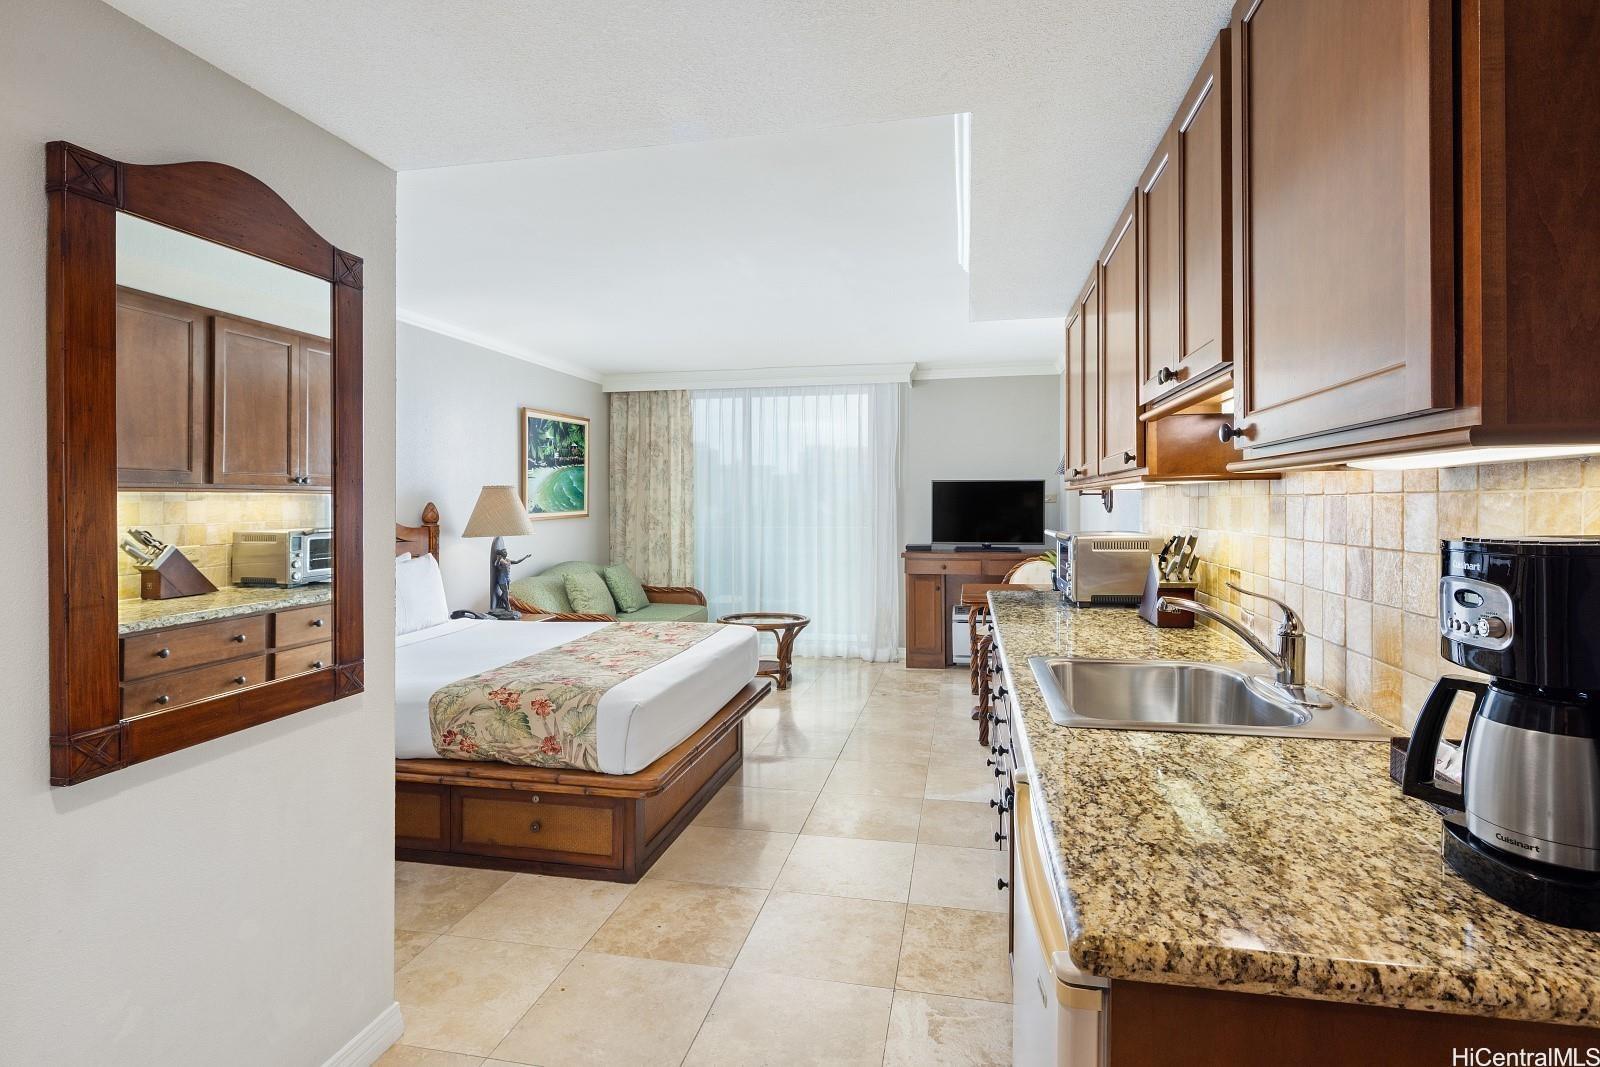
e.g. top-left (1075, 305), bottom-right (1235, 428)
top-left (1027, 657), bottom-right (1394, 740)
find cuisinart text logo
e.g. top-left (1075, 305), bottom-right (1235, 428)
top-left (1453, 1049), bottom-right (1600, 1066)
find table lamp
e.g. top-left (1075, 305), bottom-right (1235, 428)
top-left (462, 484), bottom-right (535, 616)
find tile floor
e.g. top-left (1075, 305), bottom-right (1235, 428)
top-left (384, 658), bottom-right (1012, 1067)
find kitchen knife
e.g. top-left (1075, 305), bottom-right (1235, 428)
top-left (1172, 533), bottom-right (1197, 582)
top-left (120, 537), bottom-right (155, 565)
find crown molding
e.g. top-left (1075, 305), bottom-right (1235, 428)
top-left (911, 359), bottom-right (1061, 381)
top-left (601, 363), bottom-right (917, 393)
top-left (396, 309), bottom-right (605, 384)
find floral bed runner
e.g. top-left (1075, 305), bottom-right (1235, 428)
top-left (429, 621), bottom-right (721, 770)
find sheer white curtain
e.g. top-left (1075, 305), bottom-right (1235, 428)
top-left (693, 383), bottom-right (901, 661)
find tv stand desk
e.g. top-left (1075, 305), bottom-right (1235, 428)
top-left (902, 546), bottom-right (1045, 668)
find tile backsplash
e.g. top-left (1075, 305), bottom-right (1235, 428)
top-left (115, 491), bottom-right (332, 599)
top-left (1140, 458), bottom-right (1598, 729)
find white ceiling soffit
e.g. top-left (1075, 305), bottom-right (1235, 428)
top-left (397, 115), bottom-right (1065, 379)
top-left (101, 0), bottom-right (1232, 322)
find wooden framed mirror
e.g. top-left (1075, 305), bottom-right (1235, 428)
top-left (46, 142), bottom-right (364, 786)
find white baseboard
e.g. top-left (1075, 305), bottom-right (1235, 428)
top-left (323, 1002), bottom-right (404, 1067)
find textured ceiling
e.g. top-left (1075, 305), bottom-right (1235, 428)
top-left (102, 0), bottom-right (1232, 324)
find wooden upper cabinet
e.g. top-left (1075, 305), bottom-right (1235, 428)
top-left (296, 337), bottom-right (333, 487)
top-left (1098, 194), bottom-right (1142, 476)
top-left (1074, 272), bottom-right (1102, 483)
top-left (1141, 31), bottom-right (1232, 406)
top-left (116, 288), bottom-right (209, 486)
top-left (1230, 0), bottom-right (1455, 452)
top-left (1064, 306), bottom-right (1089, 481)
top-left (212, 315), bottom-right (298, 486)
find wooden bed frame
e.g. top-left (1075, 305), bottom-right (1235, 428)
top-left (394, 503), bottom-right (768, 881)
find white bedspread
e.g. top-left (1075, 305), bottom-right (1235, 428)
top-left (395, 619), bottom-right (758, 774)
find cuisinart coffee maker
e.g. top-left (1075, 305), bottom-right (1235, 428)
top-left (1403, 536), bottom-right (1600, 928)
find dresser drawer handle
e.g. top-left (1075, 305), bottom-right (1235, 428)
top-left (232, 675), bottom-right (248, 685)
top-left (155, 648), bottom-right (171, 659)
top-left (311, 660), bottom-right (325, 670)
top-left (232, 634), bottom-right (246, 643)
top-left (528, 820), bottom-right (542, 833)
top-left (154, 694), bottom-right (169, 705)
top-left (529, 795), bottom-right (541, 804)
top-left (311, 618), bottom-right (325, 627)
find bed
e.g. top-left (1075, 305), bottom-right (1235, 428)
top-left (393, 503), bottom-right (770, 881)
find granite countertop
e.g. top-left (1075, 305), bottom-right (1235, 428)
top-left (988, 589), bottom-right (1600, 1028)
top-left (118, 584), bottom-right (332, 635)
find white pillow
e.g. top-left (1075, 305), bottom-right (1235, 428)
top-left (395, 552), bottom-right (450, 636)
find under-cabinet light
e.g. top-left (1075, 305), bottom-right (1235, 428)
top-left (1347, 444), bottom-right (1600, 471)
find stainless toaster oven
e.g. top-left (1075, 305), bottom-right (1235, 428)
top-left (232, 528), bottom-right (333, 587)
top-left (1049, 531), bottom-right (1158, 606)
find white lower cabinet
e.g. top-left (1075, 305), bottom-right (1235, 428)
top-left (1011, 773), bottom-right (1107, 1066)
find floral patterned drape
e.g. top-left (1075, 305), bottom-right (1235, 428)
top-left (608, 390), bottom-right (694, 585)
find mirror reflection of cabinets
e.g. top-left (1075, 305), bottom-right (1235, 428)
top-left (47, 142), bottom-right (364, 786)
top-left (116, 289), bottom-right (333, 489)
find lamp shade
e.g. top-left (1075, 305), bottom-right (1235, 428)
top-left (462, 485), bottom-right (536, 538)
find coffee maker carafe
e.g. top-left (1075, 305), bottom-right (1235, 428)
top-left (1402, 536), bottom-right (1600, 929)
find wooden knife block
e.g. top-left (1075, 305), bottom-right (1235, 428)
top-left (1138, 559), bottom-right (1197, 628)
top-left (139, 547), bottom-right (217, 600)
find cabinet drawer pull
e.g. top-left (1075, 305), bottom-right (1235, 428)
top-left (1122, 450), bottom-right (1137, 464)
top-left (997, 877), bottom-right (1009, 891)
top-left (154, 694), bottom-right (169, 705)
top-left (232, 675), bottom-right (248, 685)
top-left (995, 832), bottom-right (1007, 844)
top-left (155, 647), bottom-right (171, 659)
top-left (1157, 366), bottom-right (1178, 384)
top-left (232, 634), bottom-right (246, 643)
top-left (529, 795), bottom-right (541, 804)
top-left (310, 618), bottom-right (325, 628)
top-left (1218, 422), bottom-right (1251, 444)
top-left (311, 660), bottom-right (325, 670)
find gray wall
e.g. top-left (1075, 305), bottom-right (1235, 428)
top-left (397, 322), bottom-right (609, 609)
top-left (0, 1), bottom-right (398, 1063)
top-left (900, 375), bottom-right (1063, 545)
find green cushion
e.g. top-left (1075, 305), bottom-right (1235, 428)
top-left (602, 564), bottom-right (651, 613)
top-left (618, 602), bottom-right (709, 622)
top-left (564, 570), bottom-right (618, 615)
top-left (508, 574), bottom-right (572, 614)
top-left (541, 561), bottom-right (606, 580)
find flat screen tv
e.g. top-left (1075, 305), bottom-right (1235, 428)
top-left (931, 480), bottom-right (1045, 545)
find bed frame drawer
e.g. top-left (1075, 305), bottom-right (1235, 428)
top-left (273, 604), bottom-right (333, 649)
top-left (396, 783), bottom-right (450, 850)
top-left (121, 655), bottom-right (269, 717)
top-left (456, 789), bottom-right (622, 867)
top-left (121, 615), bottom-right (268, 681)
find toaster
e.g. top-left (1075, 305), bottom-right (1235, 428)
top-left (232, 528), bottom-right (333, 587)
top-left (1049, 531), bottom-right (1159, 606)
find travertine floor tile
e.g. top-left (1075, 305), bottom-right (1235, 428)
top-left (774, 834), bottom-right (915, 902)
top-left (449, 873), bottom-right (631, 949)
top-left (884, 990), bottom-right (1011, 1067)
top-left (491, 951), bottom-right (724, 1067)
top-left (801, 792), bottom-right (922, 843)
top-left (753, 727), bottom-right (851, 759)
top-left (918, 799), bottom-right (1000, 850)
top-left (773, 699), bottom-right (867, 733)
top-left (923, 755), bottom-right (999, 803)
top-left (910, 845), bottom-right (1007, 913)
top-left (729, 754), bottom-right (835, 791)
top-left (897, 905), bottom-right (1011, 1002)
top-left (394, 929), bottom-right (439, 972)
top-left (376, 1046), bottom-right (483, 1067)
top-left (685, 972), bottom-right (892, 1067)
top-left (395, 935), bottom-right (572, 1056)
top-left (838, 729), bottom-right (933, 764)
top-left (395, 862), bottom-right (514, 934)
top-left (693, 785), bottom-right (818, 833)
top-left (643, 825), bottom-right (796, 889)
top-left (823, 758), bottom-right (928, 799)
top-left (734, 891), bottom-right (906, 988)
top-left (587, 879), bottom-right (767, 967)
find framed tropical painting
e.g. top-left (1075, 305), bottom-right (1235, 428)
top-left (520, 408), bottom-right (589, 519)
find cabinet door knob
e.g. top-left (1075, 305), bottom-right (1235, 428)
top-left (997, 878), bottom-right (1009, 891)
top-left (995, 832), bottom-right (1007, 843)
top-left (1122, 450), bottom-right (1137, 464)
top-left (1218, 422), bottom-right (1251, 444)
top-left (311, 660), bottom-right (325, 670)
top-left (154, 694), bottom-right (169, 705)
top-left (1157, 366), bottom-right (1178, 384)
top-left (155, 648), bottom-right (171, 659)
top-left (232, 634), bottom-right (246, 643)
top-left (233, 675), bottom-right (248, 685)
top-left (311, 618), bottom-right (325, 627)
top-left (989, 798), bottom-right (1000, 809)
top-left (986, 758), bottom-right (996, 767)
